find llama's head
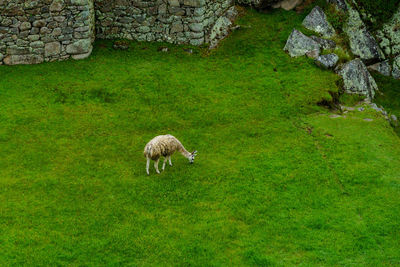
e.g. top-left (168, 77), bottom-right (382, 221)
top-left (189, 150), bottom-right (197, 164)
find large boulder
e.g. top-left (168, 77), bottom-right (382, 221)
top-left (339, 59), bottom-right (378, 99)
top-left (284, 29), bottom-right (320, 57)
top-left (344, 6), bottom-right (385, 62)
top-left (315, 53), bottom-right (339, 69)
top-left (302, 6), bottom-right (335, 37)
top-left (367, 60), bottom-right (392, 77)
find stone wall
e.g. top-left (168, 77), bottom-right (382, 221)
top-left (0, 0), bottom-right (95, 65)
top-left (0, 0), bottom-right (233, 65)
top-left (95, 0), bottom-right (233, 46)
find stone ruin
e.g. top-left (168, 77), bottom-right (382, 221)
top-left (0, 0), bottom-right (234, 65)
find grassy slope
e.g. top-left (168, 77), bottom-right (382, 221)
top-left (1, 8), bottom-right (400, 266)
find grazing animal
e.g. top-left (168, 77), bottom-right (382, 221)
top-left (144, 134), bottom-right (197, 175)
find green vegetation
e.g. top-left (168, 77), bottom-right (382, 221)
top-left (1, 8), bottom-right (400, 266)
top-left (374, 73), bottom-right (400, 134)
top-left (354, 0), bottom-right (399, 30)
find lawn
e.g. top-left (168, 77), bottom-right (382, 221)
top-left (1, 7), bottom-right (400, 266)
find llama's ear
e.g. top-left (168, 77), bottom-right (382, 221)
top-left (193, 150), bottom-right (197, 155)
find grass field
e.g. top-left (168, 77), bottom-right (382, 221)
top-left (1, 7), bottom-right (400, 266)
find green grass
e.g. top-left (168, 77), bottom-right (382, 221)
top-left (373, 72), bottom-right (400, 134)
top-left (1, 8), bottom-right (400, 266)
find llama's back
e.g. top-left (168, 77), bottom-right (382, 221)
top-left (144, 135), bottom-right (181, 160)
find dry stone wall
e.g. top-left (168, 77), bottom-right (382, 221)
top-left (0, 0), bottom-right (233, 65)
top-left (0, 0), bottom-right (95, 65)
top-left (95, 0), bottom-right (233, 46)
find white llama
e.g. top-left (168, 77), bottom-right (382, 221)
top-left (143, 134), bottom-right (197, 175)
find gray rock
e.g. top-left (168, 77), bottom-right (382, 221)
top-left (45, 42), bottom-right (61, 57)
top-left (3, 54), bottom-right (44, 65)
top-left (190, 38), bottom-right (204, 46)
top-left (368, 60), bottom-right (392, 77)
top-left (302, 6), bottom-right (335, 37)
top-left (310, 36), bottom-right (336, 50)
top-left (315, 53), bottom-right (339, 69)
top-left (284, 29), bottom-right (320, 57)
top-left (30, 41), bottom-right (44, 48)
top-left (189, 23), bottom-right (204, 32)
top-left (66, 39), bottom-right (91, 54)
top-left (339, 59), bottom-right (378, 99)
top-left (20, 22), bottom-right (31, 31)
top-left (71, 47), bottom-right (92, 60)
top-left (50, 0), bottom-right (64, 12)
top-left (393, 56), bottom-right (400, 79)
top-left (369, 103), bottom-right (383, 113)
top-left (168, 0), bottom-right (180, 7)
top-left (344, 6), bottom-right (384, 62)
top-left (32, 20), bottom-right (46, 28)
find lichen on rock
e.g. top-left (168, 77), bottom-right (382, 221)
top-left (283, 29), bottom-right (320, 57)
top-left (339, 58), bottom-right (378, 99)
top-left (302, 6), bottom-right (335, 38)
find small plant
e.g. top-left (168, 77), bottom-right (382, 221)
top-left (325, 4), bottom-right (348, 34)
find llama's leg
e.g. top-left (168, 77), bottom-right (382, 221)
top-left (154, 159), bottom-right (160, 174)
top-left (168, 156), bottom-right (173, 166)
top-left (146, 157), bottom-right (150, 175)
top-left (162, 157), bottom-right (167, 171)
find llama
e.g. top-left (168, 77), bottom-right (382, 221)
top-left (143, 134), bottom-right (197, 175)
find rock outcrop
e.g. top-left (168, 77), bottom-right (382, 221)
top-left (302, 6), bottom-right (335, 38)
top-left (284, 29), bottom-right (320, 57)
top-left (339, 59), bottom-right (378, 99)
top-left (344, 5), bottom-right (385, 63)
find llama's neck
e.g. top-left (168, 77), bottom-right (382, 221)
top-left (178, 143), bottom-right (191, 158)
